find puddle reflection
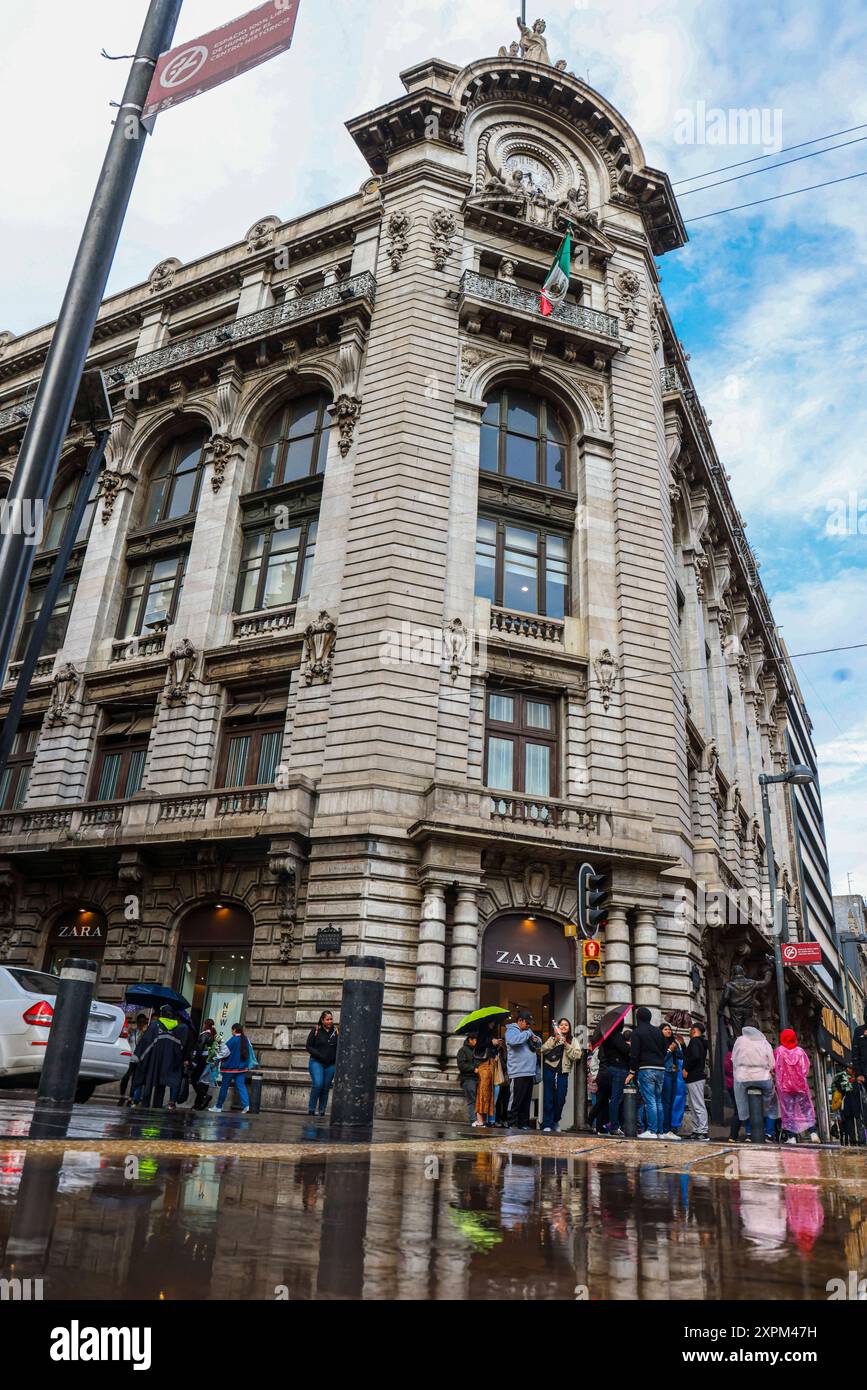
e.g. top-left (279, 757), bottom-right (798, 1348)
top-left (0, 1145), bottom-right (865, 1300)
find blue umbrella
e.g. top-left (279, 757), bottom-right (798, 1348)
top-left (125, 983), bottom-right (191, 1012)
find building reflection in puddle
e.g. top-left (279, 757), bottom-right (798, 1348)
top-left (0, 1146), bottom-right (864, 1300)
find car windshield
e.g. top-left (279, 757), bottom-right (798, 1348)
top-left (5, 967), bottom-right (61, 996)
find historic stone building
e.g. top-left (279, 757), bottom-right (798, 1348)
top-left (0, 21), bottom-right (845, 1120)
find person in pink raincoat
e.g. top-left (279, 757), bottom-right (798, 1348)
top-left (774, 1028), bottom-right (820, 1144)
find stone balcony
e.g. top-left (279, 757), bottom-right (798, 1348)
top-left (2, 654), bottom-right (55, 689)
top-left (408, 781), bottom-right (661, 863)
top-left (0, 778), bottom-right (316, 853)
top-left (458, 271), bottom-right (620, 361)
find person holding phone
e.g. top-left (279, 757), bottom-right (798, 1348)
top-left (540, 1018), bottom-right (583, 1132)
top-left (505, 1011), bottom-right (542, 1130)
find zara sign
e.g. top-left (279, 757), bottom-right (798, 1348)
top-left (482, 914), bottom-right (575, 982)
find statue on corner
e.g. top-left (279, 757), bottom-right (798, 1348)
top-left (720, 958), bottom-right (774, 1038)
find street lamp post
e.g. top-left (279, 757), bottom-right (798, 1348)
top-left (836, 932), bottom-right (867, 1050)
top-left (758, 763), bottom-right (815, 1035)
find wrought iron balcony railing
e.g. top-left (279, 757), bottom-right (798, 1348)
top-left (460, 271), bottom-right (619, 339)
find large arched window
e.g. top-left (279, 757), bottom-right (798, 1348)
top-left (254, 392), bottom-right (331, 491)
top-left (479, 386), bottom-right (568, 490)
top-left (40, 469), bottom-right (99, 552)
top-left (141, 428), bottom-right (208, 527)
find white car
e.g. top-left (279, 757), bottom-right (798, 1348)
top-left (0, 965), bottom-right (132, 1103)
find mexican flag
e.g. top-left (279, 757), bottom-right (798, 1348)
top-left (540, 232), bottom-right (572, 317)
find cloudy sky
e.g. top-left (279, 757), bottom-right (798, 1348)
top-left (2, 0), bottom-right (865, 890)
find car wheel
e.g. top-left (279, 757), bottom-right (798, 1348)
top-left (74, 1080), bottom-right (97, 1104)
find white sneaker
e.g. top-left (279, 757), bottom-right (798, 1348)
top-left (810, 1132), bottom-right (821, 1144)
top-left (638, 1130), bottom-right (655, 1139)
top-left (552, 1124), bottom-right (561, 1133)
top-left (209, 1106), bottom-right (222, 1113)
top-left (471, 1120), bottom-right (485, 1127)
top-left (663, 1132), bottom-right (682, 1141)
top-left (242, 1107), bottom-right (250, 1115)
top-left (786, 1136), bottom-right (797, 1144)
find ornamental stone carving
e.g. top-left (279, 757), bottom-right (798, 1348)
top-left (593, 648), bottom-right (618, 710)
top-left (458, 342), bottom-right (498, 390)
top-left (164, 638), bottom-right (196, 707)
top-left (46, 662), bottom-right (80, 726)
top-left (99, 468), bottom-right (124, 524)
top-left (0, 330), bottom-right (14, 360)
top-left (446, 618), bottom-right (468, 683)
top-left (328, 394), bottom-right (362, 456)
top-left (207, 433), bottom-right (240, 493)
top-left (429, 209), bottom-right (457, 271)
top-left (245, 215), bottom-right (281, 254)
top-left (0, 864), bottom-right (15, 928)
top-left (386, 211), bottom-right (412, 271)
top-left (499, 16), bottom-right (572, 73)
top-left (615, 269), bottom-right (641, 331)
top-left (269, 849), bottom-right (300, 961)
top-left (303, 612), bottom-right (337, 686)
top-left (148, 257), bottom-right (181, 295)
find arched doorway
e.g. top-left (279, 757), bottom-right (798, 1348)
top-left (43, 908), bottom-right (107, 981)
top-left (175, 904), bottom-right (254, 1033)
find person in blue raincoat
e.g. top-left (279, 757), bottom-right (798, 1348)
top-left (671, 1036), bottom-right (688, 1134)
top-left (660, 1024), bottom-right (683, 1136)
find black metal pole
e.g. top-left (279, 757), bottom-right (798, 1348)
top-left (0, 430), bottom-right (108, 783)
top-left (330, 956), bottom-right (386, 1129)
top-left (0, 0), bottom-right (183, 683)
top-left (760, 776), bottom-right (789, 1032)
top-left (34, 956), bottom-right (98, 1110)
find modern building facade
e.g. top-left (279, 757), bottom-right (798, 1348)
top-left (0, 23), bottom-right (846, 1119)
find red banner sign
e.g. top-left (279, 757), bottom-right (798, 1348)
top-left (143, 0), bottom-right (300, 120)
top-left (782, 941), bottom-right (822, 966)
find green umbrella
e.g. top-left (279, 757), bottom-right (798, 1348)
top-left (453, 1005), bottom-right (511, 1036)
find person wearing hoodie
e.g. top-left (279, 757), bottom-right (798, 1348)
top-left (456, 1031), bottom-right (479, 1122)
top-left (133, 1005), bottom-right (192, 1110)
top-left (683, 1022), bottom-right (710, 1140)
top-left (731, 1025), bottom-right (778, 1139)
top-left (305, 1010), bottom-right (340, 1116)
top-left (626, 1007), bottom-right (671, 1139)
top-left (505, 1011), bottom-right (542, 1130)
top-left (774, 1028), bottom-right (819, 1143)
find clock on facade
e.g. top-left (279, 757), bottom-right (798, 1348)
top-left (505, 154), bottom-right (555, 194)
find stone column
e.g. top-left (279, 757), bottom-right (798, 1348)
top-left (605, 904), bottom-right (631, 1007)
top-left (410, 881), bottom-right (447, 1071)
top-left (444, 885), bottom-right (480, 1064)
top-left (633, 907), bottom-right (661, 1013)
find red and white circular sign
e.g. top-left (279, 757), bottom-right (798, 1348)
top-left (160, 45), bottom-right (209, 90)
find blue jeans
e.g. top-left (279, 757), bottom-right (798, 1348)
top-left (608, 1067), bottom-right (629, 1131)
top-left (661, 1071), bottom-right (676, 1132)
top-left (542, 1069), bottom-right (569, 1129)
top-left (216, 1072), bottom-right (250, 1109)
top-left (308, 1060), bottom-right (335, 1114)
top-left (637, 1069), bottom-right (666, 1134)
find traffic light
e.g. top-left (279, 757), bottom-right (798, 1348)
top-left (582, 938), bottom-right (603, 978)
top-left (577, 862), bottom-right (609, 937)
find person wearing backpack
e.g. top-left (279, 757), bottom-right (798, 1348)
top-left (210, 1022), bottom-right (255, 1114)
top-left (774, 1028), bottom-right (819, 1143)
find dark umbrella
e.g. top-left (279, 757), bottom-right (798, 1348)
top-left (589, 1003), bottom-right (632, 1051)
top-left (125, 983), bottom-right (191, 1012)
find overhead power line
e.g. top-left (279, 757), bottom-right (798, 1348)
top-left (684, 168), bottom-right (867, 223)
top-left (673, 121), bottom-right (867, 185)
top-left (678, 134), bottom-right (867, 196)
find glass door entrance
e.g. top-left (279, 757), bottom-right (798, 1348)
top-left (180, 948), bottom-right (250, 1035)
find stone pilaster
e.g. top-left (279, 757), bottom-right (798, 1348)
top-left (410, 881), bottom-right (447, 1071)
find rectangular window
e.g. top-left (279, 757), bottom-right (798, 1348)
top-left (89, 711), bottom-right (153, 802)
top-left (235, 517), bottom-right (318, 614)
top-left (217, 692), bottom-right (288, 788)
top-left (117, 553), bottom-right (187, 640)
top-left (0, 727), bottom-right (38, 811)
top-left (15, 577), bottom-right (77, 661)
top-left (475, 516), bottom-right (571, 618)
top-left (484, 689), bottom-right (558, 797)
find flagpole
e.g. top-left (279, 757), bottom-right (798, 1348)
top-left (0, 0), bottom-right (183, 684)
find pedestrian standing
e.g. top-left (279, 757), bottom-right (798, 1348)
top-left (774, 1029), bottom-right (820, 1143)
top-left (190, 1018), bottom-right (218, 1110)
top-left (457, 1031), bottom-right (479, 1122)
top-left (119, 1014), bottom-right (149, 1105)
top-left (473, 1024), bottom-right (498, 1128)
top-left (660, 1024), bottom-right (683, 1136)
top-left (210, 1022), bottom-right (255, 1114)
top-left (540, 1018), bottom-right (583, 1132)
top-left (305, 1010), bottom-right (339, 1116)
top-left (731, 1025), bottom-right (778, 1140)
top-left (599, 1020), bottom-right (630, 1135)
top-left (134, 1005), bottom-right (193, 1110)
top-left (588, 1052), bottom-right (611, 1133)
top-left (684, 1022), bottom-right (710, 1141)
top-left (724, 1048), bottom-right (740, 1140)
top-left (505, 1011), bottom-right (542, 1130)
top-left (626, 1007), bottom-right (668, 1138)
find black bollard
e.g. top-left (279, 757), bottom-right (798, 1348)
top-left (747, 1085), bottom-right (765, 1143)
top-left (330, 955), bottom-right (385, 1129)
top-left (248, 1073), bottom-right (263, 1114)
top-left (622, 1083), bottom-right (639, 1138)
top-left (35, 957), bottom-right (97, 1110)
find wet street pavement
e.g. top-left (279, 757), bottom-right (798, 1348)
top-left (1, 1096), bottom-right (866, 1301)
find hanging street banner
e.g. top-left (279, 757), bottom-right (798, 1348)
top-left (782, 941), bottom-right (822, 966)
top-left (143, 0), bottom-right (301, 121)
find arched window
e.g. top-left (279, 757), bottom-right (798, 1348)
top-left (479, 386), bottom-right (568, 490)
top-left (40, 469), bottom-right (99, 552)
top-left (254, 392), bottom-right (331, 491)
top-left (141, 428), bottom-right (208, 527)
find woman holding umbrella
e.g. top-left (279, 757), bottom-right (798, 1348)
top-left (453, 1006), bottom-right (511, 1127)
top-left (133, 1003), bottom-right (193, 1110)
